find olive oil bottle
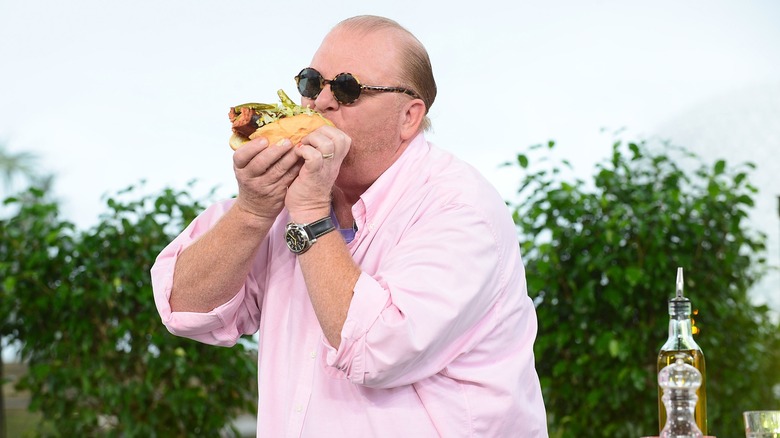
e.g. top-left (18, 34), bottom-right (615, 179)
top-left (657, 267), bottom-right (707, 435)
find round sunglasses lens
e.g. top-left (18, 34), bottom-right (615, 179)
top-left (297, 69), bottom-right (322, 98)
top-left (332, 74), bottom-right (361, 104)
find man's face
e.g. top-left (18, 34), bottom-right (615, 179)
top-left (303, 27), bottom-right (409, 190)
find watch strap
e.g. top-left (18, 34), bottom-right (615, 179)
top-left (307, 216), bottom-right (336, 240)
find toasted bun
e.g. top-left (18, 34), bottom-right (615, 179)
top-left (229, 132), bottom-right (251, 150)
top-left (230, 114), bottom-right (333, 151)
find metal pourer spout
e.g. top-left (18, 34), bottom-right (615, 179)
top-left (669, 267), bottom-right (691, 318)
top-left (676, 267), bottom-right (684, 299)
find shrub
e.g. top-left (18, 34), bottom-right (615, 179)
top-left (1, 184), bottom-right (257, 437)
top-left (508, 139), bottom-right (780, 437)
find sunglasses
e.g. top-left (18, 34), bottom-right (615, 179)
top-left (295, 67), bottom-right (420, 105)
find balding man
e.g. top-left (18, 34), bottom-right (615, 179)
top-left (152, 15), bottom-right (547, 437)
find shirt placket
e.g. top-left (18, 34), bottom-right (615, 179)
top-left (285, 330), bottom-right (318, 437)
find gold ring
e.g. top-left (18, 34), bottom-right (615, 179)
top-left (322, 153), bottom-right (335, 159)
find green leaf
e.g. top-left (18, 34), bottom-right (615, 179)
top-left (517, 154), bottom-right (529, 169)
top-left (3, 181), bottom-right (254, 436)
top-left (506, 136), bottom-right (776, 438)
top-left (625, 267), bottom-right (643, 287)
top-left (608, 339), bottom-right (620, 358)
top-left (714, 159), bottom-right (726, 175)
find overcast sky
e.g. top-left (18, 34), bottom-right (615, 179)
top-left (1, 1), bottom-right (778, 312)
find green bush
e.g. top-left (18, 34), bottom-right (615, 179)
top-left (1, 183), bottom-right (257, 437)
top-left (508, 139), bottom-right (780, 437)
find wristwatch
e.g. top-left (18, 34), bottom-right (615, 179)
top-left (285, 216), bottom-right (336, 254)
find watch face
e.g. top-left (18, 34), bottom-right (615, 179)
top-left (285, 225), bottom-right (309, 253)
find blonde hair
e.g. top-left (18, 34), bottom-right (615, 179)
top-left (334, 15), bottom-right (437, 131)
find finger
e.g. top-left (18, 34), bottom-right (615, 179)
top-left (300, 129), bottom-right (333, 152)
top-left (233, 137), bottom-right (297, 170)
top-left (306, 124), bottom-right (341, 140)
top-left (301, 126), bottom-right (350, 159)
top-left (298, 134), bottom-right (336, 164)
top-left (264, 147), bottom-right (303, 181)
top-left (294, 143), bottom-right (329, 164)
top-left (280, 161), bottom-right (304, 186)
top-left (235, 139), bottom-right (296, 176)
top-left (233, 137), bottom-right (270, 169)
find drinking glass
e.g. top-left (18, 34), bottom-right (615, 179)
top-left (744, 411), bottom-right (780, 438)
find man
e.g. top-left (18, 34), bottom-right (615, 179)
top-left (152, 15), bottom-right (547, 437)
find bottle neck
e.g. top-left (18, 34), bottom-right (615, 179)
top-left (661, 315), bottom-right (701, 351)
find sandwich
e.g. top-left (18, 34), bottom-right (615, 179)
top-left (228, 89), bottom-right (332, 150)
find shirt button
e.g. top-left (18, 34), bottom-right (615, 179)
top-left (295, 404), bottom-right (303, 413)
top-left (310, 350), bottom-right (316, 359)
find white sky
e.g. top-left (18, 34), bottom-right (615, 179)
top-left (1, 1), bottom-right (779, 312)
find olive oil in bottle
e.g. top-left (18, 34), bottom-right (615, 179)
top-left (657, 268), bottom-right (707, 435)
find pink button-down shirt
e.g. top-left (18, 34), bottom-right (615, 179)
top-left (151, 133), bottom-right (547, 437)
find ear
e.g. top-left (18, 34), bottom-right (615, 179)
top-left (400, 99), bottom-right (427, 141)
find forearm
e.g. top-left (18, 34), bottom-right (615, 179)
top-left (298, 231), bottom-right (361, 348)
top-left (284, 124), bottom-right (356, 347)
top-left (169, 203), bottom-right (275, 313)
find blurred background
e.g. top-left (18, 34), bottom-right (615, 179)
top-left (2, 0), bottom-right (779, 436)
top-left (1, 1), bottom-right (778, 310)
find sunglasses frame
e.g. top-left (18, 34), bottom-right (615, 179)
top-left (295, 67), bottom-right (420, 105)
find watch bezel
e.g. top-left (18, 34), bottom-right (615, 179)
top-left (285, 223), bottom-right (311, 254)
top-left (285, 216), bottom-right (336, 254)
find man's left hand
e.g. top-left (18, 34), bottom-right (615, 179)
top-left (285, 125), bottom-right (351, 222)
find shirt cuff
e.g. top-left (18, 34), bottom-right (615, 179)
top-left (325, 272), bottom-right (390, 383)
top-left (150, 222), bottom-right (246, 346)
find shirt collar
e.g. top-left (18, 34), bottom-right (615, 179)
top-left (351, 132), bottom-right (429, 231)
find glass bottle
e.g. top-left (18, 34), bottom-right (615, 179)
top-left (657, 267), bottom-right (707, 435)
top-left (659, 357), bottom-right (704, 438)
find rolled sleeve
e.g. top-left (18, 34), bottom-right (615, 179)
top-left (325, 201), bottom-right (508, 389)
top-left (152, 247), bottom-right (249, 346)
top-left (325, 272), bottom-right (392, 382)
top-left (150, 199), bottom-right (262, 347)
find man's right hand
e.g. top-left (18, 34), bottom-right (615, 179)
top-left (233, 137), bottom-right (303, 223)
top-left (168, 137), bottom-right (303, 313)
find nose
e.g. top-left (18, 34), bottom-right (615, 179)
top-left (311, 83), bottom-right (339, 113)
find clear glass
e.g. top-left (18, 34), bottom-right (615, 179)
top-left (744, 411), bottom-right (780, 438)
top-left (658, 302), bottom-right (707, 434)
top-left (659, 358), bottom-right (703, 438)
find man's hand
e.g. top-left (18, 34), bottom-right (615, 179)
top-left (170, 137), bottom-right (303, 313)
top-left (233, 137), bottom-right (303, 223)
top-left (285, 125), bottom-right (351, 222)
